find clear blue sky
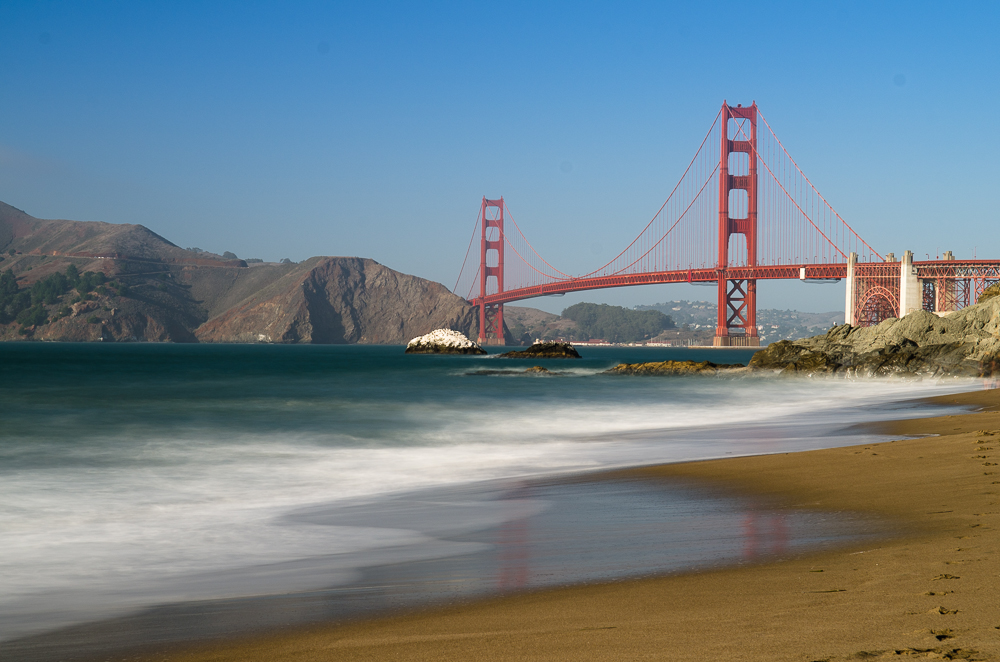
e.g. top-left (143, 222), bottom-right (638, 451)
top-left (1, 1), bottom-right (997, 313)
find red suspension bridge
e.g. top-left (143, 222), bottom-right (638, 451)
top-left (455, 102), bottom-right (1000, 345)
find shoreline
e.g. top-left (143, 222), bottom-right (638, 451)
top-left (153, 387), bottom-right (1000, 661)
top-left (2, 456), bottom-right (889, 662)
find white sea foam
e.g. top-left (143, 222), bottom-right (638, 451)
top-left (0, 376), bottom-right (979, 641)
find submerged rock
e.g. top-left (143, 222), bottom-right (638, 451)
top-left (604, 360), bottom-right (745, 376)
top-left (465, 365), bottom-right (556, 376)
top-left (405, 329), bottom-right (486, 355)
top-left (498, 342), bottom-right (581, 359)
top-left (748, 298), bottom-right (1000, 377)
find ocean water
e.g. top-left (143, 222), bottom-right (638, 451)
top-left (0, 343), bottom-right (978, 651)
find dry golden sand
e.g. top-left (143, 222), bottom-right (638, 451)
top-left (173, 389), bottom-right (1000, 662)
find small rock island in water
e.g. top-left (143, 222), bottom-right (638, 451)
top-left (498, 342), bottom-right (582, 359)
top-left (605, 360), bottom-right (745, 376)
top-left (405, 329), bottom-right (486, 355)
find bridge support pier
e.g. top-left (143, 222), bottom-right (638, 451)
top-left (713, 276), bottom-right (759, 347)
top-left (898, 250), bottom-right (921, 318)
top-left (479, 302), bottom-right (504, 346)
top-left (844, 252), bottom-right (857, 325)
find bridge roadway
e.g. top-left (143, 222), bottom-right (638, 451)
top-left (474, 259), bottom-right (1000, 309)
top-left (476, 264), bottom-right (846, 307)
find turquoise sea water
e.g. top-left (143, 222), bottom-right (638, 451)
top-left (0, 343), bottom-right (978, 653)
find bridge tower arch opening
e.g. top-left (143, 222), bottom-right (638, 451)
top-left (714, 102), bottom-right (760, 347)
top-left (478, 197), bottom-right (505, 345)
top-left (857, 287), bottom-right (897, 327)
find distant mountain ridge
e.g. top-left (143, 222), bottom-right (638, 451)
top-left (0, 201), bottom-right (241, 264)
top-left (0, 201), bottom-right (491, 343)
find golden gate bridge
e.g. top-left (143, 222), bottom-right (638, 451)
top-left (455, 102), bottom-right (1000, 345)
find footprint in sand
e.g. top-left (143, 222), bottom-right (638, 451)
top-left (837, 647), bottom-right (981, 660)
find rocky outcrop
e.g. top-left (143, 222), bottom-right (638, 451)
top-left (605, 299), bottom-right (1000, 379)
top-left (980, 283), bottom-right (1000, 305)
top-left (748, 299), bottom-right (1000, 377)
top-left (465, 365), bottom-right (558, 376)
top-left (604, 360), bottom-right (745, 376)
top-left (404, 329), bottom-right (486, 355)
top-left (498, 342), bottom-right (581, 359)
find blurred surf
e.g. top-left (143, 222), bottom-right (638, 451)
top-left (0, 343), bottom-right (974, 643)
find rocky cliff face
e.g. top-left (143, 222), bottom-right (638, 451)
top-left (749, 300), bottom-right (1000, 377)
top-left (0, 202), bottom-right (494, 344)
top-left (195, 257), bottom-right (482, 344)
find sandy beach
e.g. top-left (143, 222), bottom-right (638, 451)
top-left (119, 388), bottom-right (1000, 661)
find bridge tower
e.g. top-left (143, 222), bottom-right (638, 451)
top-left (479, 197), bottom-right (505, 345)
top-left (714, 102), bottom-right (760, 347)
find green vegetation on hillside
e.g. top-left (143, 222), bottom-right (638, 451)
top-left (0, 265), bottom-right (110, 327)
top-left (561, 303), bottom-right (674, 342)
top-left (0, 270), bottom-right (30, 324)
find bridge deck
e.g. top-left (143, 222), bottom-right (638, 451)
top-left (474, 260), bottom-right (1000, 307)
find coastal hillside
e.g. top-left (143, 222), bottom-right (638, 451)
top-left (194, 257), bottom-right (479, 344)
top-left (0, 201), bottom-right (238, 264)
top-left (637, 300), bottom-right (843, 343)
top-left (505, 303), bottom-right (674, 344)
top-left (0, 202), bottom-right (491, 343)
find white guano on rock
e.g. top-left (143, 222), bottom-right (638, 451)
top-left (405, 329), bottom-right (487, 355)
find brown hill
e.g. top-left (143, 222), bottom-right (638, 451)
top-left (504, 305), bottom-right (576, 343)
top-left (0, 202), bottom-right (496, 344)
top-left (194, 257), bottom-right (479, 344)
top-left (0, 200), bottom-right (236, 263)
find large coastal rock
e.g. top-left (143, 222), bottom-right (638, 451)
top-left (980, 282), bottom-right (1000, 304)
top-left (405, 329), bottom-right (486, 354)
top-left (605, 360), bottom-right (745, 376)
top-left (749, 298), bottom-right (1000, 377)
top-left (498, 342), bottom-right (581, 359)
